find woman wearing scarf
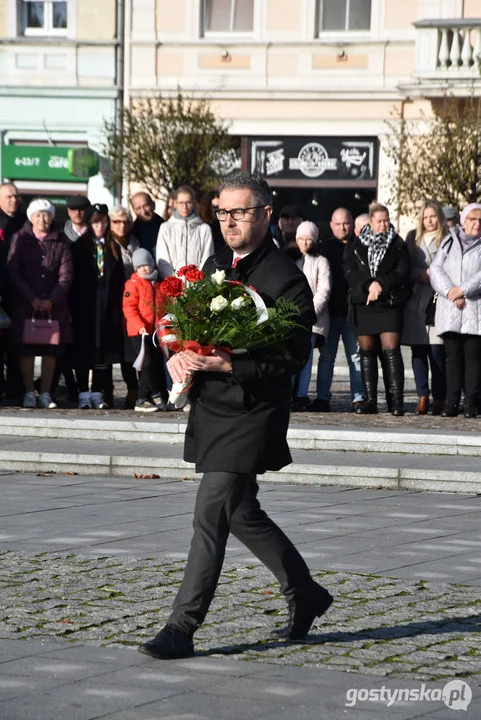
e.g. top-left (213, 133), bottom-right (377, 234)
top-left (108, 205), bottom-right (140, 408)
top-left (430, 203), bottom-right (481, 418)
top-left (401, 200), bottom-right (448, 415)
top-left (69, 203), bottom-right (126, 409)
top-left (344, 202), bottom-right (411, 416)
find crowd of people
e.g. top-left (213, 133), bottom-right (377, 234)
top-left (0, 178), bottom-right (480, 418)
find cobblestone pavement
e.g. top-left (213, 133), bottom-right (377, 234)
top-left (1, 552), bottom-right (481, 682)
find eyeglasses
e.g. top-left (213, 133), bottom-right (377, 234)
top-left (216, 206), bottom-right (265, 221)
top-left (465, 216), bottom-right (481, 223)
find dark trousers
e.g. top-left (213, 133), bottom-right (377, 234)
top-left (133, 334), bottom-right (167, 401)
top-left (168, 471), bottom-right (312, 633)
top-left (0, 331), bottom-right (23, 400)
top-left (411, 344), bottom-right (446, 400)
top-left (443, 333), bottom-right (481, 409)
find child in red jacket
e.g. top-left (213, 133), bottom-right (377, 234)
top-left (123, 249), bottom-right (167, 412)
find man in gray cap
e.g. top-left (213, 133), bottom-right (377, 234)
top-left (64, 195), bottom-right (91, 242)
top-left (442, 206), bottom-right (459, 229)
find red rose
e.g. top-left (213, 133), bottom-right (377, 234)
top-left (176, 264), bottom-right (198, 277)
top-left (160, 275), bottom-right (183, 297)
top-left (185, 268), bottom-right (205, 282)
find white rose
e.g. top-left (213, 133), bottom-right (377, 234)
top-left (210, 295), bottom-right (229, 312)
top-left (231, 296), bottom-right (246, 310)
top-left (211, 269), bottom-right (226, 286)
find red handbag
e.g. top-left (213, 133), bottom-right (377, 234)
top-left (23, 313), bottom-right (60, 345)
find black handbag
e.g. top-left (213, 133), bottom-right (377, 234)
top-left (425, 293), bottom-right (437, 326)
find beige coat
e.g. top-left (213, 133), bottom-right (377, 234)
top-left (401, 231), bottom-right (443, 345)
top-left (299, 253), bottom-right (331, 340)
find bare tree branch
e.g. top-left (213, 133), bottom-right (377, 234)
top-left (384, 96), bottom-right (481, 217)
top-left (102, 93), bottom-right (237, 199)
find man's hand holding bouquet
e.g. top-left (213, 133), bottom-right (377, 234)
top-left (156, 264), bottom-right (300, 408)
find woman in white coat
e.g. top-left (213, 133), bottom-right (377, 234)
top-left (292, 221), bottom-right (331, 411)
top-left (430, 203), bottom-right (481, 418)
top-left (402, 200), bottom-right (448, 415)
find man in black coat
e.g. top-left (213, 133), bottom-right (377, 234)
top-left (316, 208), bottom-right (365, 412)
top-left (0, 183), bottom-right (27, 400)
top-left (139, 172), bottom-right (333, 660)
top-left (130, 191), bottom-right (164, 257)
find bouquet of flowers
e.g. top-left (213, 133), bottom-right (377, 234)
top-left (155, 264), bottom-right (301, 408)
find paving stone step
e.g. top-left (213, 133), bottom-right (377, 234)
top-left (0, 412), bottom-right (480, 457)
top-left (0, 435), bottom-right (480, 493)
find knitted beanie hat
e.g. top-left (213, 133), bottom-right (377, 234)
top-left (132, 248), bottom-right (155, 270)
top-left (296, 220), bottom-right (319, 242)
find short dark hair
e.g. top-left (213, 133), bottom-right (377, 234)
top-left (219, 172), bottom-right (272, 207)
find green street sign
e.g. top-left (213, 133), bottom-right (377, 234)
top-left (1, 145), bottom-right (99, 181)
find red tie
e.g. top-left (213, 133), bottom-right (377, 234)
top-left (232, 257), bottom-right (240, 268)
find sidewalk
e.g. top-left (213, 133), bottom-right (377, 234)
top-left (0, 410), bottom-right (480, 492)
top-left (1, 474), bottom-right (481, 719)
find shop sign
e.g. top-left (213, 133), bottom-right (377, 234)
top-left (1, 145), bottom-right (99, 181)
top-left (249, 136), bottom-right (378, 181)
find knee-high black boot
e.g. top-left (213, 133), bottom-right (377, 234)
top-left (359, 349), bottom-right (378, 414)
top-left (382, 348), bottom-right (405, 416)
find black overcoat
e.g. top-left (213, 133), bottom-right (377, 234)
top-left (343, 236), bottom-right (411, 308)
top-left (184, 235), bottom-right (316, 474)
top-left (69, 238), bottom-right (125, 368)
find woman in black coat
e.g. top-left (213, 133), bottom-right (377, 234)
top-left (69, 203), bottom-right (127, 409)
top-left (344, 202), bottom-right (411, 416)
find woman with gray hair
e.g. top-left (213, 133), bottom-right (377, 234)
top-left (430, 203), bottom-right (481, 418)
top-left (7, 199), bottom-right (73, 409)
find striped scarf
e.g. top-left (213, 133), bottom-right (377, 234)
top-left (358, 223), bottom-right (396, 278)
top-left (95, 239), bottom-right (105, 278)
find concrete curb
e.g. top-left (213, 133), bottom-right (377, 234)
top-left (0, 415), bottom-right (480, 456)
top-left (1, 448), bottom-right (480, 493)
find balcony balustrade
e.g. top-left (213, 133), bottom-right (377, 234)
top-left (414, 19), bottom-right (481, 81)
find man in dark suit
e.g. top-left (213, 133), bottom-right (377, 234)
top-left (138, 172), bottom-right (333, 660)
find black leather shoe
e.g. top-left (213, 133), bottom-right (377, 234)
top-left (310, 399), bottom-right (331, 413)
top-left (464, 406), bottom-right (477, 418)
top-left (271, 582), bottom-right (333, 641)
top-left (357, 400), bottom-right (378, 414)
top-left (293, 396), bottom-right (310, 412)
top-left (442, 406), bottom-right (459, 417)
top-left (137, 624), bottom-right (194, 659)
top-left (391, 402), bottom-right (404, 417)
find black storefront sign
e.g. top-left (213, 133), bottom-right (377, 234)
top-left (249, 136), bottom-right (378, 182)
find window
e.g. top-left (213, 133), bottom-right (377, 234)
top-left (203, 0), bottom-right (254, 33)
top-left (22, 0), bottom-right (67, 36)
top-left (318, 0), bottom-right (371, 33)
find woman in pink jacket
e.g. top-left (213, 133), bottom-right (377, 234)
top-left (292, 221), bottom-right (331, 411)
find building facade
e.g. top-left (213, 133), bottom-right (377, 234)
top-left (0, 0), bottom-right (119, 218)
top-left (0, 1), bottom-right (479, 224)
top-left (126, 0), bottom-right (481, 225)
